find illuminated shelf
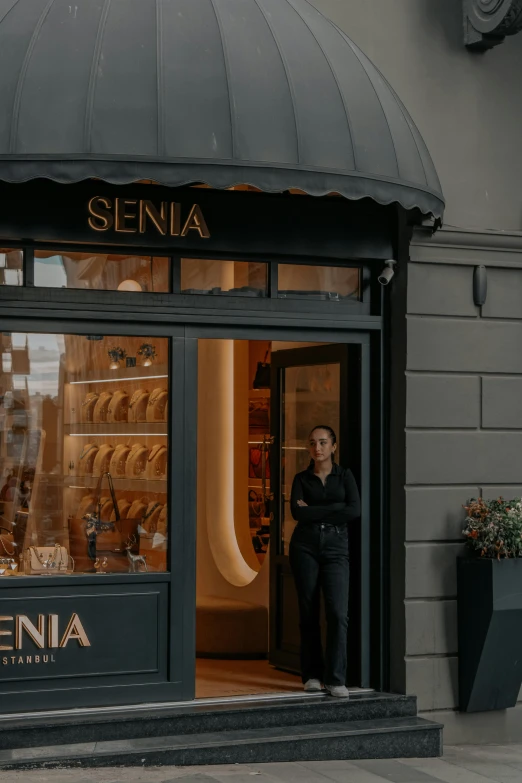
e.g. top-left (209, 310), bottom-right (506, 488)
top-left (64, 476), bottom-right (167, 491)
top-left (64, 423), bottom-right (167, 435)
top-left (67, 369), bottom-right (168, 385)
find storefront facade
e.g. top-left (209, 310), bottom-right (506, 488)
top-left (0, 0), bottom-right (454, 763)
top-left (0, 179), bottom-right (403, 712)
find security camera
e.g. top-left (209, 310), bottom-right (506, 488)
top-left (378, 260), bottom-right (397, 286)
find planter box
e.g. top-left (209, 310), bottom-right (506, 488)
top-left (458, 556), bottom-right (522, 712)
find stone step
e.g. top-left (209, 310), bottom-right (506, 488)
top-left (0, 716), bottom-right (442, 770)
top-left (0, 692), bottom-right (418, 751)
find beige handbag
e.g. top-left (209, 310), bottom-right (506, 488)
top-left (146, 388), bottom-right (168, 422)
top-left (128, 389), bottom-right (150, 422)
top-left (78, 443), bottom-right (99, 476)
top-left (108, 390), bottom-right (129, 423)
top-left (81, 392), bottom-right (100, 423)
top-left (141, 502), bottom-right (164, 534)
top-left (24, 544), bottom-right (70, 574)
top-left (110, 498), bottom-right (132, 522)
top-left (92, 444), bottom-right (115, 477)
top-left (109, 444), bottom-right (131, 477)
top-left (93, 391), bottom-right (113, 423)
top-left (146, 444), bottom-right (168, 479)
top-left (125, 443), bottom-right (149, 478)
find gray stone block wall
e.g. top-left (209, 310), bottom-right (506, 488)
top-left (405, 228), bottom-right (522, 721)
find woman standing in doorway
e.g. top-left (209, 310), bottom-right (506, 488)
top-left (290, 425), bottom-right (360, 698)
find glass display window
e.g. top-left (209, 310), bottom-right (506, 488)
top-left (34, 251), bottom-right (170, 292)
top-left (181, 258), bottom-right (267, 297)
top-left (0, 332), bottom-right (169, 576)
top-left (278, 263), bottom-right (360, 302)
top-left (0, 249), bottom-right (23, 286)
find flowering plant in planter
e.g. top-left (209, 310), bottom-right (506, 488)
top-left (463, 497), bottom-right (522, 559)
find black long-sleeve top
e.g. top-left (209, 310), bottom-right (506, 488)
top-left (290, 462), bottom-right (361, 526)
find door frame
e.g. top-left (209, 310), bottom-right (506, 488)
top-left (268, 342), bottom-right (364, 682)
top-left (185, 324), bottom-right (376, 693)
top-left (0, 311), bottom-right (384, 708)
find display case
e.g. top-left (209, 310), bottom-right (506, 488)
top-left (0, 332), bottom-right (170, 576)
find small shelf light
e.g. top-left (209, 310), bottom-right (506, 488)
top-left (107, 346), bottom-right (127, 370)
top-left (137, 343), bottom-right (157, 367)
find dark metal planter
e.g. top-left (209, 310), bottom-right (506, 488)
top-left (457, 556), bottom-right (522, 712)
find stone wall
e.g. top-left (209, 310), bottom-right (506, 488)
top-left (405, 226), bottom-right (522, 742)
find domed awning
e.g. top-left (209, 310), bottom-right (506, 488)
top-left (0, 0), bottom-right (444, 219)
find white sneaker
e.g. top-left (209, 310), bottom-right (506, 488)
top-left (304, 678), bottom-right (322, 692)
top-left (325, 684), bottom-right (350, 698)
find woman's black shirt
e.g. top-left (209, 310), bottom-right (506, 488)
top-left (290, 463), bottom-right (360, 526)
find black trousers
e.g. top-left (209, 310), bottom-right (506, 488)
top-left (289, 522), bottom-right (349, 686)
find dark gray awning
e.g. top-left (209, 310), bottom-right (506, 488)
top-left (0, 0), bottom-right (444, 219)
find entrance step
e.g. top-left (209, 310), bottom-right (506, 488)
top-left (0, 716), bottom-right (442, 769)
top-left (0, 692), bottom-right (417, 751)
top-left (0, 693), bottom-right (442, 768)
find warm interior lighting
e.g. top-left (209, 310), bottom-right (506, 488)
top-left (68, 432), bottom-right (166, 437)
top-left (70, 374), bottom-right (168, 385)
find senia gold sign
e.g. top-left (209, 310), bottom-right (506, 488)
top-left (88, 197), bottom-right (210, 238)
top-left (0, 613), bottom-right (91, 651)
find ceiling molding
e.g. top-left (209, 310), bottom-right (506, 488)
top-left (464, 0), bottom-right (522, 51)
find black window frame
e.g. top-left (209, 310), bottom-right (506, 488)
top-left (0, 241), bottom-right (377, 316)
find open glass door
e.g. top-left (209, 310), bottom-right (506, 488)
top-left (269, 343), bottom-right (363, 683)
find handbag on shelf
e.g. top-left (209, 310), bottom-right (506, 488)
top-left (253, 350), bottom-right (270, 389)
top-left (92, 444), bottom-right (115, 477)
top-left (108, 390), bottom-right (129, 423)
top-left (146, 444), bottom-right (168, 479)
top-left (81, 392), bottom-right (100, 423)
top-left (0, 526), bottom-right (16, 558)
top-left (248, 489), bottom-right (263, 523)
top-left (146, 388), bottom-right (168, 422)
top-left (109, 444), bottom-right (131, 477)
top-left (93, 391), bottom-right (113, 423)
top-left (78, 443), bottom-right (99, 476)
top-left (125, 443), bottom-right (150, 478)
top-left (128, 389), bottom-right (150, 422)
top-left (69, 472), bottom-right (141, 573)
top-left (23, 544), bottom-right (70, 575)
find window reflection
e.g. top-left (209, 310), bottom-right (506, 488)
top-left (0, 333), bottom-right (169, 576)
top-left (0, 249), bottom-right (23, 286)
top-left (181, 258), bottom-right (267, 297)
top-left (34, 251), bottom-right (170, 292)
top-left (278, 264), bottom-right (359, 302)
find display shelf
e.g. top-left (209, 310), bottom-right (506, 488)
top-left (64, 476), bottom-right (167, 490)
top-left (64, 423), bottom-right (167, 435)
top-left (249, 389), bottom-right (270, 398)
top-left (66, 367), bottom-right (169, 385)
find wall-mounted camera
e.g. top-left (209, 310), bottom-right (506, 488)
top-left (378, 260), bottom-right (397, 286)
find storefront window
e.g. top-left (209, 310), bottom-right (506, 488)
top-left (0, 333), bottom-right (169, 576)
top-left (34, 251), bottom-right (170, 292)
top-left (181, 258), bottom-right (267, 297)
top-left (278, 264), bottom-right (359, 302)
top-left (0, 249), bottom-right (23, 286)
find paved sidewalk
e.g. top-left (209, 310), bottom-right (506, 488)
top-left (1, 745), bottom-right (522, 783)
